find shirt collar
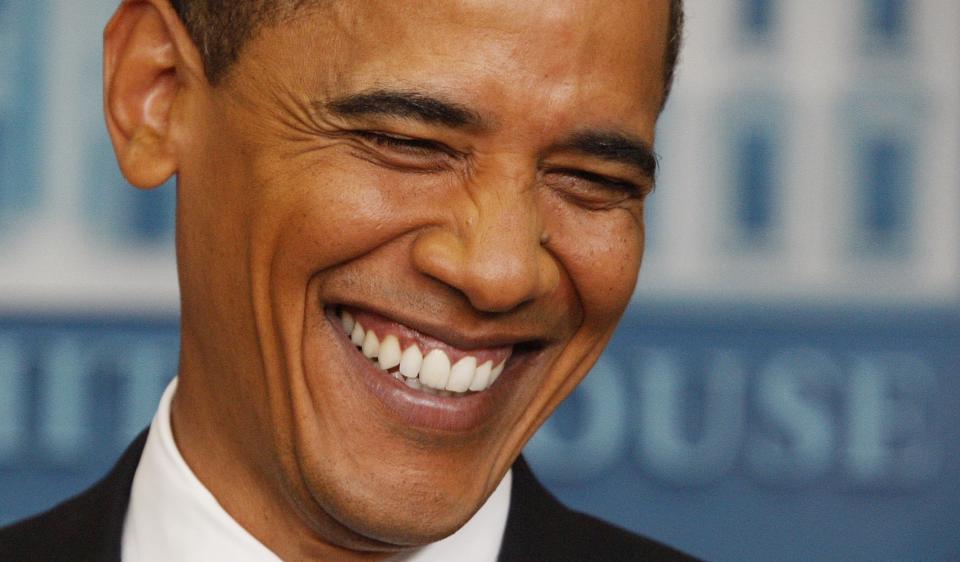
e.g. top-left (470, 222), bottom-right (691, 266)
top-left (121, 377), bottom-right (512, 562)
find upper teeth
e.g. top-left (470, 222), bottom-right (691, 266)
top-left (339, 310), bottom-right (506, 395)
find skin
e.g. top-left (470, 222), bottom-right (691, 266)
top-left (104, 0), bottom-right (669, 560)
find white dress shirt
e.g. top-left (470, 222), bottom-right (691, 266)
top-left (121, 378), bottom-right (512, 561)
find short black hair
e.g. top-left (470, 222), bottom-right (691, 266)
top-left (170, 0), bottom-right (684, 105)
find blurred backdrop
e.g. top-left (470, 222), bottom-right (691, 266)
top-left (1, 1), bottom-right (958, 560)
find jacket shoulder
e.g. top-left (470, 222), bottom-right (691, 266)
top-left (556, 508), bottom-right (697, 561)
top-left (0, 431), bottom-right (148, 562)
top-left (499, 456), bottom-right (700, 562)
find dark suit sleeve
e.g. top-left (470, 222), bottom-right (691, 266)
top-left (0, 430), bottom-right (149, 562)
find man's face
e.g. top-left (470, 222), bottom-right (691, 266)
top-left (174, 0), bottom-right (667, 552)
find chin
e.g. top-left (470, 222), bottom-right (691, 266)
top-left (289, 437), bottom-right (490, 550)
top-left (276, 298), bottom-right (526, 551)
top-left (261, 259), bottom-right (576, 554)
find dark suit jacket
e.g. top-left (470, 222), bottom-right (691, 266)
top-left (0, 432), bottom-right (697, 561)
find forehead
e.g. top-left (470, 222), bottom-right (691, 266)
top-left (243, 0), bottom-right (669, 135)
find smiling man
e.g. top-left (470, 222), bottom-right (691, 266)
top-left (0, 0), bottom-right (693, 560)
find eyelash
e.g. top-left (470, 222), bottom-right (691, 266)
top-left (355, 131), bottom-right (643, 196)
top-left (356, 131), bottom-right (448, 155)
top-left (552, 168), bottom-right (643, 196)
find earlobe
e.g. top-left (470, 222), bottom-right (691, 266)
top-left (103, 0), bottom-right (203, 189)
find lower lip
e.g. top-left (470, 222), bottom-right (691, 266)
top-left (322, 307), bottom-right (525, 433)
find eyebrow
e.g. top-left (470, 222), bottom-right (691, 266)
top-left (324, 89), bottom-right (657, 179)
top-left (323, 89), bottom-right (484, 129)
top-left (551, 131), bottom-right (659, 180)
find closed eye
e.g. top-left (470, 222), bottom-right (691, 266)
top-left (552, 168), bottom-right (647, 197)
top-left (355, 130), bottom-right (454, 156)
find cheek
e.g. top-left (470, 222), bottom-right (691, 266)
top-left (547, 203), bottom-right (644, 325)
top-left (256, 152), bottom-right (449, 283)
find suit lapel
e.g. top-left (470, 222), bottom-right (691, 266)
top-left (497, 455), bottom-right (575, 561)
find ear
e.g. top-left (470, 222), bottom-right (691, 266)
top-left (103, 0), bottom-right (205, 189)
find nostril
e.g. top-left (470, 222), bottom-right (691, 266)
top-left (410, 217), bottom-right (556, 313)
top-left (460, 264), bottom-right (542, 313)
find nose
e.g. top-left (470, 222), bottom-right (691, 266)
top-left (411, 174), bottom-right (560, 313)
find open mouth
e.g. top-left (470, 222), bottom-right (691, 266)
top-left (334, 306), bottom-right (512, 397)
top-left (314, 302), bottom-right (546, 431)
